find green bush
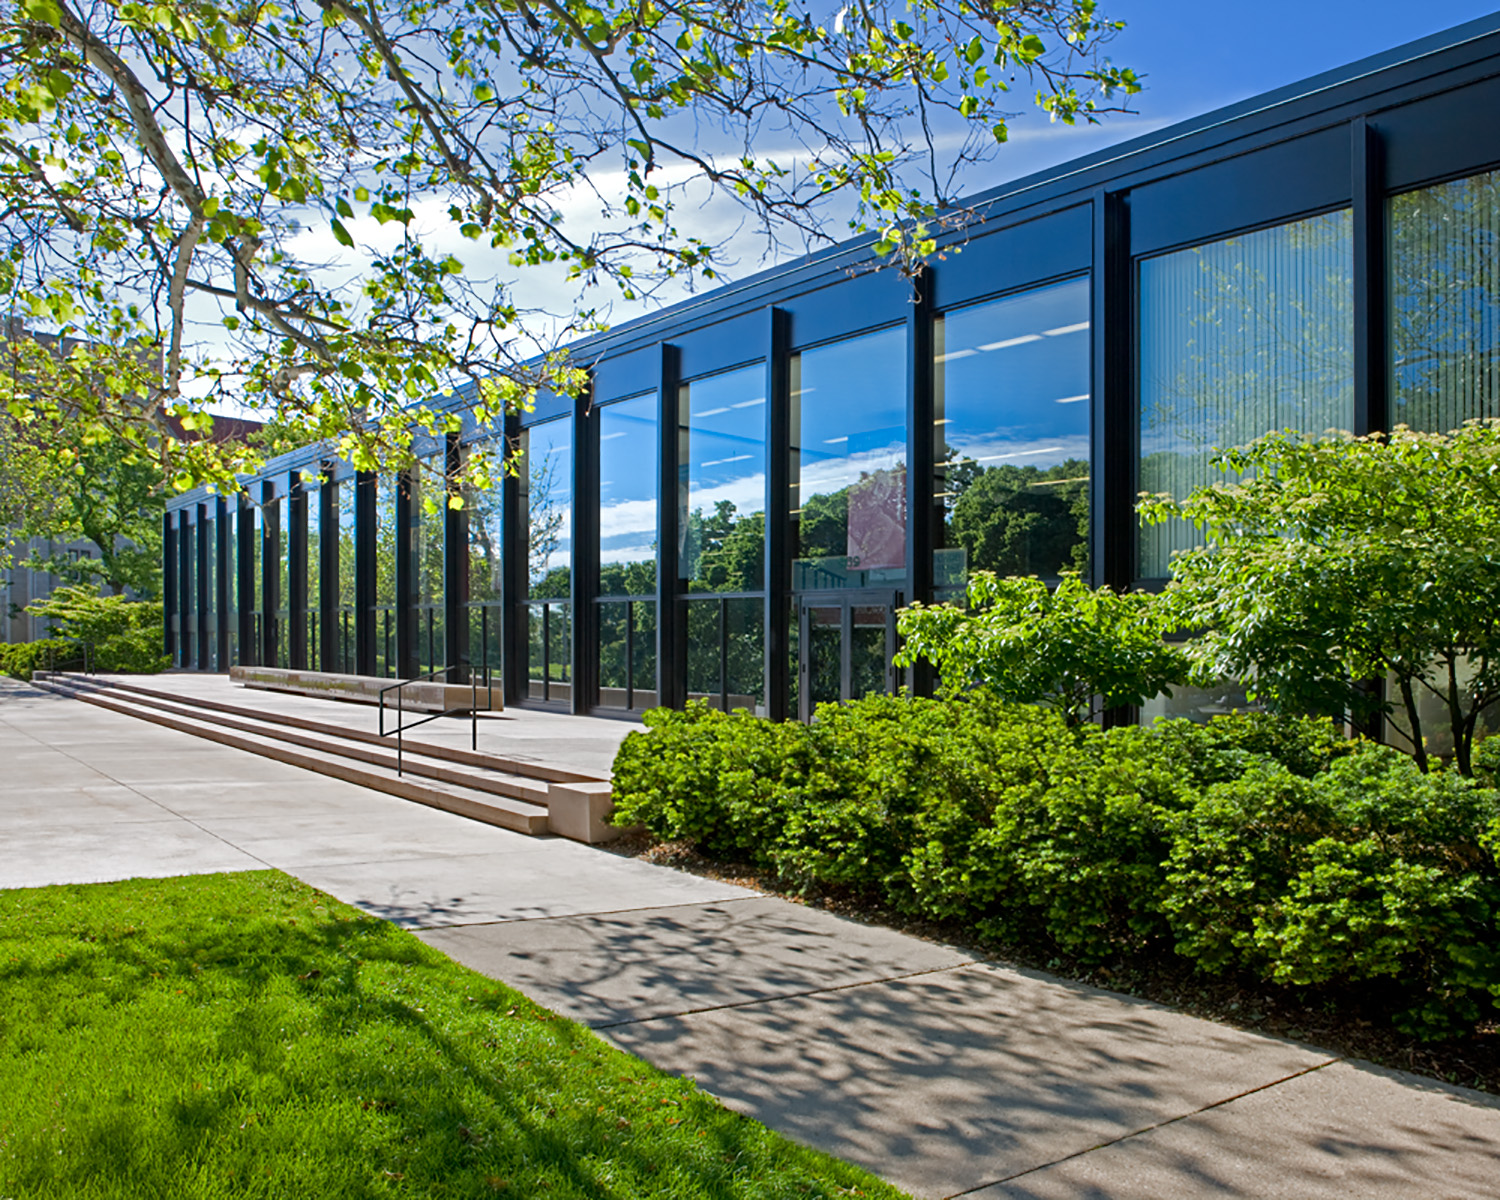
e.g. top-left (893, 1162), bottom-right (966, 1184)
top-left (1164, 744), bottom-right (1500, 1038)
top-left (9, 585), bottom-right (170, 679)
top-left (0, 638), bottom-right (78, 681)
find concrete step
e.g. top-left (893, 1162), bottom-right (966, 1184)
top-left (46, 672), bottom-right (604, 784)
top-left (30, 676), bottom-right (551, 836)
top-left (45, 674), bottom-right (551, 807)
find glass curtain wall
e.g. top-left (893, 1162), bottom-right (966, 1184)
top-left (412, 456), bottom-right (446, 675)
top-left (597, 393), bottom-right (658, 711)
top-left (374, 475), bottom-right (398, 676)
top-left (465, 452), bottom-right (504, 686)
top-left (181, 518), bottom-right (196, 668)
top-left (521, 417), bottom-right (572, 702)
top-left (303, 475), bottom-right (321, 670)
top-left (335, 480), bottom-right (357, 673)
top-left (933, 278), bottom-right (1092, 596)
top-left (224, 503), bottom-right (238, 667)
top-left (1137, 209), bottom-right (1355, 579)
top-left (789, 328), bottom-right (908, 591)
top-left (275, 494), bottom-right (291, 668)
top-left (679, 364), bottom-right (767, 713)
top-left (248, 503), bottom-right (263, 664)
top-left (201, 512), bottom-right (215, 669)
top-left (1390, 167), bottom-right (1500, 430)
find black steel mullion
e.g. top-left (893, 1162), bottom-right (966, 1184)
top-left (500, 412), bottom-right (526, 706)
top-left (1352, 116), bottom-right (1388, 438)
top-left (354, 471), bottom-right (376, 677)
top-left (572, 381), bottom-right (598, 712)
top-left (395, 467), bottom-right (416, 679)
top-left (1093, 187), bottom-right (1135, 593)
top-left (215, 496), bottom-right (230, 669)
top-left (905, 277), bottom-right (935, 698)
top-left (763, 307), bottom-right (791, 720)
top-left (656, 344), bottom-right (685, 708)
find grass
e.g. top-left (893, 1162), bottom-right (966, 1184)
top-left (0, 871), bottom-right (908, 1200)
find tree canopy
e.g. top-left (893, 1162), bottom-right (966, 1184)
top-left (0, 0), bottom-right (1137, 495)
top-left (1141, 423), bottom-right (1500, 776)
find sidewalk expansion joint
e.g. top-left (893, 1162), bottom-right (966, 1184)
top-left (942, 1055), bottom-right (1345, 1199)
top-left (588, 960), bottom-right (982, 1031)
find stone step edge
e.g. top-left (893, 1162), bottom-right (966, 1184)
top-left (45, 674), bottom-right (550, 807)
top-left (31, 677), bottom-right (551, 837)
top-left (44, 672), bottom-right (605, 785)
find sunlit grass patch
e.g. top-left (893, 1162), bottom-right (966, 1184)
top-left (0, 871), bottom-right (905, 1199)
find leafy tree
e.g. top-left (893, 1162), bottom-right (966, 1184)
top-left (895, 571), bottom-right (1185, 725)
top-left (0, 0), bottom-right (1137, 495)
top-left (683, 500), bottom-right (763, 593)
top-left (1140, 423), bottom-right (1500, 775)
top-left (16, 424), bottom-right (164, 597)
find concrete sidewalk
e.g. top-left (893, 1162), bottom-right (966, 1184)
top-left (3, 676), bottom-right (1498, 1198)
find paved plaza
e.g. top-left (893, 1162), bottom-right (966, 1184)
top-left (3, 675), bottom-right (1499, 1198)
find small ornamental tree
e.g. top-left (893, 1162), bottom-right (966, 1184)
top-left (1140, 422), bottom-right (1500, 775)
top-left (894, 572), bottom-right (1185, 725)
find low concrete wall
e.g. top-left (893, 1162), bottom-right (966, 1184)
top-left (229, 665), bottom-right (501, 712)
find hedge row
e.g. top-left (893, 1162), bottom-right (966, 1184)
top-left (611, 696), bottom-right (1500, 1040)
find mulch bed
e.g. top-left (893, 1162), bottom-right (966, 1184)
top-left (605, 833), bottom-right (1500, 1096)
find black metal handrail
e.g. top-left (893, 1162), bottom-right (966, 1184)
top-left (377, 664), bottom-right (486, 777)
top-left (45, 637), bottom-right (95, 676)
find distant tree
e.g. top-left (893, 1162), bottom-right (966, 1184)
top-left (1141, 423), bottom-right (1500, 775)
top-left (947, 459), bottom-right (1089, 577)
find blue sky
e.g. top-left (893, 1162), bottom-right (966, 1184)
top-left (982, 2), bottom-right (1500, 186)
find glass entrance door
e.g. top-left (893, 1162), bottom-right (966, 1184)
top-left (796, 591), bottom-right (900, 721)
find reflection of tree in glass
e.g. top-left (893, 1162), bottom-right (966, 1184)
top-left (683, 500), bottom-right (764, 592)
top-left (1138, 211), bottom-right (1354, 576)
top-left (465, 481), bottom-right (504, 603)
top-left (526, 446), bottom-right (565, 589)
top-left (1390, 170), bottom-right (1500, 431)
top-left (945, 458), bottom-right (1089, 577)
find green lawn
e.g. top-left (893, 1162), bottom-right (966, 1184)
top-left (0, 871), bottom-right (906, 1199)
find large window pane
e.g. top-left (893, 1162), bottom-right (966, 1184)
top-left (686, 596), bottom-right (764, 714)
top-left (224, 503), bottom-right (238, 667)
top-left (1138, 211), bottom-right (1354, 579)
top-left (336, 480), bottom-right (356, 673)
top-left (1391, 169), bottom-right (1500, 430)
top-left (274, 495), bottom-right (290, 668)
top-left (465, 454), bottom-right (503, 683)
top-left (374, 475), bottom-right (397, 676)
top-left (303, 477), bottom-right (320, 670)
top-left (680, 365), bottom-right (766, 593)
top-left (522, 418), bottom-right (572, 701)
top-left (412, 457), bottom-right (445, 675)
top-left (790, 328), bottom-right (907, 590)
top-left (934, 278), bottom-right (1091, 591)
top-left (599, 392), bottom-right (658, 596)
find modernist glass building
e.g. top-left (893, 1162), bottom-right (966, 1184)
top-left (164, 16), bottom-right (1500, 724)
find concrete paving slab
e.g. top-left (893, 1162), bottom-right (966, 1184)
top-left (297, 848), bottom-right (758, 929)
top-left (603, 961), bottom-right (1334, 1199)
top-left (0, 820), bottom-right (265, 889)
top-left (977, 1059), bottom-right (1500, 1200)
top-left (419, 896), bottom-right (974, 1027)
top-left (195, 808), bottom-right (543, 868)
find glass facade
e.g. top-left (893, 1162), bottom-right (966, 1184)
top-left (1137, 210), bottom-right (1356, 578)
top-left (790, 328), bottom-right (908, 591)
top-left (303, 476), bottom-right (320, 670)
top-left (159, 35), bottom-right (1500, 743)
top-left (1390, 168), bottom-right (1500, 430)
top-left (466, 455), bottom-right (504, 685)
top-left (413, 457), bottom-right (446, 676)
top-left (374, 475), bottom-right (397, 676)
top-left (934, 278), bottom-right (1091, 593)
top-left (598, 392), bottom-right (658, 710)
top-left (522, 417), bottom-right (572, 702)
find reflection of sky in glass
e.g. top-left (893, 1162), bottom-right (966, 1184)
top-left (935, 277), bottom-right (1091, 488)
top-left (681, 364), bottom-right (767, 519)
top-left (791, 327), bottom-right (907, 505)
top-left (524, 417), bottom-right (572, 582)
top-left (598, 392), bottom-right (657, 566)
